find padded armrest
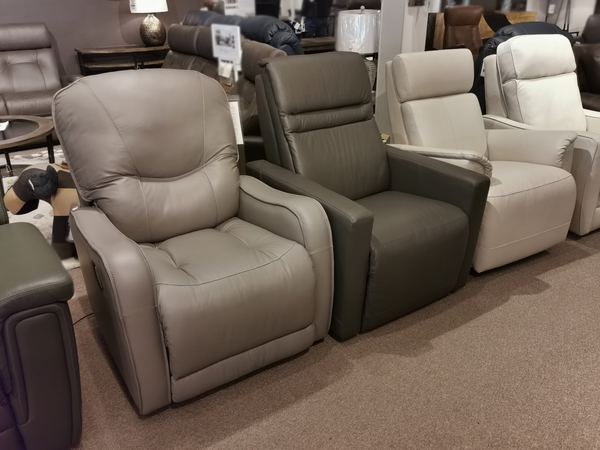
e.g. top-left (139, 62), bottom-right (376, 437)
top-left (246, 160), bottom-right (373, 341)
top-left (585, 109), bottom-right (600, 133)
top-left (483, 114), bottom-right (539, 130)
top-left (385, 146), bottom-right (490, 288)
top-left (237, 175), bottom-right (333, 340)
top-left (0, 222), bottom-right (72, 323)
top-left (389, 143), bottom-right (493, 177)
top-left (70, 207), bottom-right (170, 414)
top-left (486, 129), bottom-right (577, 170)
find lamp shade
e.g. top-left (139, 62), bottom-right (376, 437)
top-left (130, 0), bottom-right (168, 13)
top-left (335, 9), bottom-right (380, 54)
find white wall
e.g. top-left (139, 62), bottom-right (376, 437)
top-left (526, 0), bottom-right (595, 33)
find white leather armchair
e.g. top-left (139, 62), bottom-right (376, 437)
top-left (483, 34), bottom-right (600, 236)
top-left (386, 48), bottom-right (577, 273)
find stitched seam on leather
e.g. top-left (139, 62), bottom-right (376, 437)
top-left (74, 211), bottom-right (168, 412)
top-left (403, 103), bottom-right (423, 146)
top-left (370, 213), bottom-right (467, 247)
top-left (156, 242), bottom-right (297, 287)
top-left (0, 280), bottom-right (69, 304)
top-left (487, 173), bottom-right (573, 198)
top-left (201, 78), bottom-right (206, 168)
top-left (476, 221), bottom-right (571, 250)
top-left (574, 134), bottom-right (600, 229)
top-left (203, 170), bottom-right (220, 225)
top-left (37, 51), bottom-right (48, 90)
top-left (78, 83), bottom-right (140, 177)
top-left (256, 167), bottom-right (372, 224)
top-left (155, 246), bottom-right (194, 284)
top-left (5, 319), bottom-right (24, 419)
top-left (137, 179), bottom-right (152, 242)
top-left (55, 304), bottom-right (81, 428)
top-left (240, 187), bottom-right (308, 246)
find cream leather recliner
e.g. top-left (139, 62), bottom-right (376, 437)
top-left (484, 34), bottom-right (600, 236)
top-left (52, 69), bottom-right (333, 415)
top-left (386, 48), bottom-right (578, 273)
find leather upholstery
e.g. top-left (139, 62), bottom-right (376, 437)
top-left (577, 14), bottom-right (600, 44)
top-left (182, 10), bottom-right (303, 55)
top-left (0, 197), bottom-right (81, 450)
top-left (387, 48), bottom-right (577, 272)
top-left (484, 34), bottom-right (600, 236)
top-left (250, 51), bottom-right (490, 340)
top-left (162, 25), bottom-right (217, 77)
top-left (443, 5), bottom-right (484, 60)
top-left (0, 23), bottom-right (64, 141)
top-left (573, 43), bottom-right (600, 111)
top-left (54, 69), bottom-right (333, 414)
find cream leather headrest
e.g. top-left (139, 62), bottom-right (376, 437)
top-left (391, 49), bottom-right (474, 103)
top-left (497, 34), bottom-right (575, 84)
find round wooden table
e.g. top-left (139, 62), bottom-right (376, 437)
top-left (0, 115), bottom-right (55, 177)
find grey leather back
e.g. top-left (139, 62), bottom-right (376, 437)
top-left (0, 23), bottom-right (61, 95)
top-left (53, 69), bottom-right (239, 243)
top-left (259, 52), bottom-right (389, 200)
top-left (162, 24), bottom-right (218, 78)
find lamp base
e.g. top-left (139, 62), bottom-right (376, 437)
top-left (140, 13), bottom-right (166, 47)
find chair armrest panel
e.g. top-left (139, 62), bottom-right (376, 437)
top-left (247, 160), bottom-right (373, 341)
top-left (386, 146), bottom-right (490, 288)
top-left (70, 207), bottom-right (170, 414)
top-left (238, 175), bottom-right (334, 340)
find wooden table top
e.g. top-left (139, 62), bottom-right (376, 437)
top-left (0, 115), bottom-right (54, 150)
top-left (75, 45), bottom-right (170, 54)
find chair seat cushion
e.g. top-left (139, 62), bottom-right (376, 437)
top-left (474, 160), bottom-right (575, 272)
top-left (140, 217), bottom-right (316, 380)
top-left (355, 191), bottom-right (469, 332)
top-left (2, 89), bottom-right (55, 116)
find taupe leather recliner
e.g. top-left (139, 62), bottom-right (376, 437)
top-left (0, 23), bottom-right (74, 141)
top-left (386, 48), bottom-right (577, 272)
top-left (53, 69), bottom-right (333, 415)
top-left (484, 34), bottom-right (600, 236)
top-left (0, 196), bottom-right (81, 450)
top-left (247, 52), bottom-right (491, 341)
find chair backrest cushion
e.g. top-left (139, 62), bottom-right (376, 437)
top-left (53, 69), bottom-right (239, 243)
top-left (389, 49), bottom-right (488, 155)
top-left (582, 14), bottom-right (600, 44)
top-left (0, 23), bottom-right (61, 95)
top-left (260, 52), bottom-right (389, 200)
top-left (443, 5), bottom-right (484, 59)
top-left (496, 34), bottom-right (586, 131)
top-left (162, 25), bottom-right (218, 78)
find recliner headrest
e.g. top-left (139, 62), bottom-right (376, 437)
top-left (167, 24), bottom-right (215, 60)
top-left (497, 34), bottom-right (575, 83)
top-left (445, 5), bottom-right (484, 26)
top-left (391, 48), bottom-right (473, 103)
top-left (0, 23), bottom-right (52, 52)
top-left (242, 40), bottom-right (285, 82)
top-left (260, 52), bottom-right (371, 115)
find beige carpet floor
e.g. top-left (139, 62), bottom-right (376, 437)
top-left (69, 230), bottom-right (600, 449)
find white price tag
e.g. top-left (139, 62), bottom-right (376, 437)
top-left (228, 101), bottom-right (244, 146)
top-left (0, 121), bottom-right (8, 131)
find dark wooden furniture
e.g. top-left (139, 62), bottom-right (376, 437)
top-left (75, 45), bottom-right (170, 76)
top-left (300, 37), bottom-right (336, 54)
top-left (0, 116), bottom-right (54, 177)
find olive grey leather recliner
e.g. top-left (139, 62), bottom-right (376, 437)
top-left (53, 69), bottom-right (333, 415)
top-left (247, 52), bottom-right (491, 341)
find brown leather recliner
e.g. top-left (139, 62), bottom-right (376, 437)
top-left (576, 14), bottom-right (600, 44)
top-left (443, 5), bottom-right (484, 60)
top-left (0, 23), bottom-right (74, 141)
top-left (248, 52), bottom-right (490, 341)
top-left (0, 196), bottom-right (81, 450)
top-left (53, 69), bottom-right (333, 415)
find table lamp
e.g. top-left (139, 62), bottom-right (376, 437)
top-left (130, 0), bottom-right (169, 47)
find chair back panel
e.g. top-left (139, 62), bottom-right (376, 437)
top-left (581, 14), bottom-right (600, 44)
top-left (443, 5), bottom-right (484, 59)
top-left (0, 22), bottom-right (61, 95)
top-left (53, 69), bottom-right (239, 243)
top-left (261, 52), bottom-right (389, 200)
top-left (391, 49), bottom-right (487, 155)
top-left (496, 34), bottom-right (587, 131)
